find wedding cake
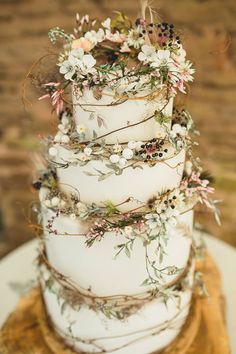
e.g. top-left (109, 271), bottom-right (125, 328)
top-left (32, 5), bottom-right (219, 354)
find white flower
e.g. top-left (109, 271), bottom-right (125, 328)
top-left (59, 55), bottom-right (80, 80)
top-left (58, 123), bottom-right (69, 134)
top-left (113, 144), bottom-right (122, 153)
top-left (150, 50), bottom-right (172, 68)
top-left (145, 213), bottom-right (161, 229)
top-left (76, 202), bottom-right (87, 213)
top-left (102, 18), bottom-right (111, 29)
top-left (120, 42), bottom-right (131, 53)
top-left (77, 152), bottom-right (89, 162)
top-left (61, 49), bottom-right (96, 79)
top-left (84, 29), bottom-right (105, 45)
top-left (119, 157), bottom-right (127, 167)
top-left (167, 217), bottom-right (177, 227)
top-left (171, 44), bottom-right (186, 64)
top-left (105, 30), bottom-right (126, 43)
top-left (59, 200), bottom-right (66, 208)
top-left (126, 27), bottom-right (145, 49)
top-left (170, 124), bottom-right (187, 138)
top-left (70, 48), bottom-right (85, 59)
top-left (122, 148), bottom-right (133, 160)
top-left (124, 226), bottom-right (133, 235)
top-left (54, 132), bottom-right (63, 143)
top-left (77, 54), bottom-right (96, 76)
top-left (48, 147), bottom-right (58, 157)
top-left (156, 127), bottom-right (167, 139)
top-left (110, 154), bottom-right (120, 164)
top-left (76, 124), bottom-right (86, 134)
top-left (177, 60), bottom-right (195, 82)
top-left (51, 196), bottom-right (60, 207)
top-left (185, 161), bottom-right (193, 176)
top-left (138, 45), bottom-right (157, 63)
top-left (84, 147), bottom-right (92, 156)
top-left (70, 213), bottom-right (77, 221)
top-left (127, 141), bottom-right (137, 150)
top-left (61, 134), bottom-right (70, 144)
top-left (44, 199), bottom-right (52, 208)
top-left (61, 115), bottom-right (70, 127)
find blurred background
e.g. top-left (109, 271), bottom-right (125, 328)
top-left (0, 0), bottom-right (236, 258)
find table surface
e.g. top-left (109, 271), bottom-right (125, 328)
top-left (0, 234), bottom-right (236, 353)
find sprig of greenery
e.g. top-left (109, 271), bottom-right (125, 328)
top-left (48, 27), bottom-right (74, 44)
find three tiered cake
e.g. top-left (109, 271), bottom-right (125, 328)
top-left (32, 5), bottom-right (220, 354)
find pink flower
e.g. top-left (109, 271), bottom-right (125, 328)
top-left (38, 82), bottom-right (64, 116)
top-left (51, 89), bottom-right (64, 115)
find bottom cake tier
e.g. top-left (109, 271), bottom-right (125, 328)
top-left (0, 251), bottom-right (230, 354)
top-left (40, 262), bottom-right (194, 354)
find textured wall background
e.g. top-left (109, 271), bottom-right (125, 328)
top-left (0, 0), bottom-right (236, 258)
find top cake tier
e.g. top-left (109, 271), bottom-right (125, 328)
top-left (72, 86), bottom-right (173, 144)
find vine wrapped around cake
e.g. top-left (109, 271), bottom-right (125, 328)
top-left (27, 3), bottom-right (222, 354)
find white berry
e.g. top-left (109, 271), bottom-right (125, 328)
top-left (128, 141), bottom-right (137, 150)
top-left (110, 154), bottom-right (120, 164)
top-left (119, 157), bottom-right (127, 167)
top-left (51, 196), bottom-right (60, 207)
top-left (122, 148), bottom-right (133, 160)
top-left (48, 147), bottom-right (58, 157)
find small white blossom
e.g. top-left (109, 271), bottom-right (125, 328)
top-left (44, 199), bottom-right (52, 208)
top-left (70, 213), bottom-right (77, 221)
top-left (84, 147), bottom-right (92, 156)
top-left (150, 50), bottom-right (172, 68)
top-left (126, 27), bottom-right (145, 49)
top-left (76, 202), bottom-right (87, 213)
top-left (138, 45), bottom-right (157, 63)
top-left (113, 144), bottom-right (122, 153)
top-left (101, 18), bottom-right (111, 29)
top-left (145, 213), bottom-right (161, 229)
top-left (77, 152), bottom-right (89, 162)
top-left (185, 161), bottom-right (193, 176)
top-left (59, 55), bottom-right (80, 80)
top-left (84, 28), bottom-right (105, 45)
top-left (76, 124), bottom-right (86, 134)
top-left (58, 123), bottom-right (69, 134)
top-left (170, 124), bottom-right (187, 138)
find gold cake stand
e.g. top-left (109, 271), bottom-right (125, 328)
top-left (0, 254), bottom-right (231, 354)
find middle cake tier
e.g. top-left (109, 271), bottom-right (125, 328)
top-left (49, 146), bottom-right (185, 212)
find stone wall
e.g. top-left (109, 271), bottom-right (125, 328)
top-left (0, 0), bottom-right (236, 257)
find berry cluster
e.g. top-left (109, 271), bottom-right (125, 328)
top-left (135, 138), bottom-right (169, 162)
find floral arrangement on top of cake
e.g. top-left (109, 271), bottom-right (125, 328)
top-left (45, 9), bottom-right (194, 106)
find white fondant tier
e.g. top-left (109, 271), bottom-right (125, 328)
top-left (54, 147), bottom-right (185, 212)
top-left (42, 208), bottom-right (193, 296)
top-left (42, 262), bottom-right (194, 354)
top-left (72, 87), bottom-right (173, 144)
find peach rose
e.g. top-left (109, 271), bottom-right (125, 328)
top-left (72, 38), bottom-right (94, 52)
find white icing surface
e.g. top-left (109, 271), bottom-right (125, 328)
top-left (72, 87), bottom-right (173, 144)
top-left (42, 209), bottom-right (193, 296)
top-left (55, 148), bottom-right (185, 212)
top-left (42, 263), bottom-right (194, 354)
